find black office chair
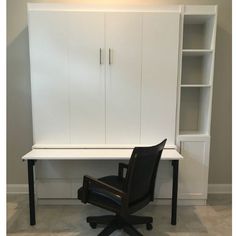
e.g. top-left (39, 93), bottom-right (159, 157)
top-left (78, 139), bottom-right (167, 236)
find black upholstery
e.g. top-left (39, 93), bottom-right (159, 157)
top-left (78, 139), bottom-right (167, 236)
top-left (78, 176), bottom-right (124, 213)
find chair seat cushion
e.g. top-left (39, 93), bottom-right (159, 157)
top-left (78, 175), bottom-right (125, 213)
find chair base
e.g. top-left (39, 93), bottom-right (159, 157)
top-left (87, 214), bottom-right (153, 236)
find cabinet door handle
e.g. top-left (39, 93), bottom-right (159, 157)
top-left (109, 48), bottom-right (111, 65)
top-left (99, 48), bottom-right (102, 65)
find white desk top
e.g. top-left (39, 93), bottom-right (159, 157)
top-left (22, 148), bottom-right (183, 161)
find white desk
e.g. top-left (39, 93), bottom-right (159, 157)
top-left (22, 148), bottom-right (182, 160)
top-left (22, 148), bottom-right (183, 226)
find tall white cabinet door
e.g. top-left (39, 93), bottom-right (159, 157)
top-left (28, 11), bottom-right (69, 144)
top-left (68, 13), bottom-right (105, 144)
top-left (179, 139), bottom-right (210, 199)
top-left (105, 13), bottom-right (142, 144)
top-left (141, 13), bottom-right (180, 145)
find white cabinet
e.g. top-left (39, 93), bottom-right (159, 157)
top-left (141, 13), bottom-right (180, 145)
top-left (28, 9), bottom-right (181, 146)
top-left (28, 4), bottom-right (217, 204)
top-left (68, 12), bottom-right (106, 144)
top-left (105, 13), bottom-right (142, 144)
top-left (178, 137), bottom-right (210, 199)
top-left (29, 11), bottom-right (70, 144)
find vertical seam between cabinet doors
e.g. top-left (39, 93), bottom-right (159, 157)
top-left (66, 12), bottom-right (71, 144)
top-left (139, 14), bottom-right (143, 144)
top-left (104, 13), bottom-right (107, 144)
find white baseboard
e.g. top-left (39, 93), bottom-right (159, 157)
top-left (7, 184), bottom-right (232, 196)
top-left (208, 184), bottom-right (232, 194)
top-left (38, 198), bottom-right (206, 206)
top-left (7, 184), bottom-right (28, 194)
top-left (7, 184), bottom-right (207, 206)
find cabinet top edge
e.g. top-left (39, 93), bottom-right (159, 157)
top-left (27, 4), bottom-right (217, 15)
top-left (27, 3), bottom-right (217, 12)
top-left (27, 4), bottom-right (181, 12)
top-left (184, 5), bottom-right (217, 15)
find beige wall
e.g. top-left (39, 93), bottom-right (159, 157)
top-left (7, 0), bottom-right (232, 184)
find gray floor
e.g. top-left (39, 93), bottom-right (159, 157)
top-left (7, 194), bottom-right (231, 236)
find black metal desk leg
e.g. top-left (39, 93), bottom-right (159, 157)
top-left (28, 160), bottom-right (36, 225)
top-left (171, 160), bottom-right (179, 225)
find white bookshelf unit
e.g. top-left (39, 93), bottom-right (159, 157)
top-left (177, 6), bottom-right (217, 201)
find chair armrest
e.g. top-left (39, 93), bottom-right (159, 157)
top-left (118, 163), bottom-right (129, 179)
top-left (82, 175), bottom-right (126, 203)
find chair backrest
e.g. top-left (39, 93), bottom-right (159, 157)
top-left (124, 139), bottom-right (167, 205)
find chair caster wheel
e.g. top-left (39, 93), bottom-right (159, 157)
top-left (89, 222), bottom-right (97, 229)
top-left (146, 223), bottom-right (153, 230)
